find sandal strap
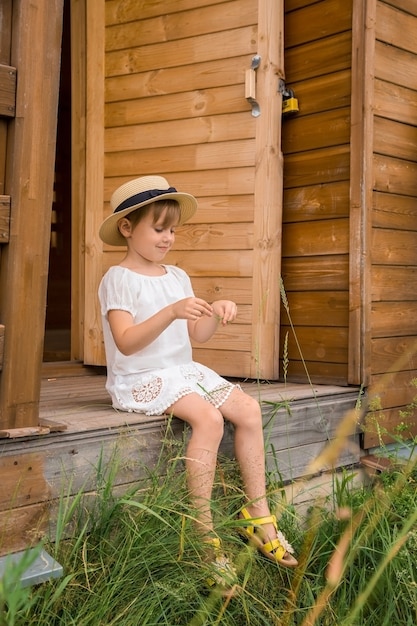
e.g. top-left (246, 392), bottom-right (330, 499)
top-left (241, 508), bottom-right (277, 528)
top-left (263, 538), bottom-right (286, 561)
top-left (240, 507), bottom-right (295, 557)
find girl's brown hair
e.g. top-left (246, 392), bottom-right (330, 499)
top-left (125, 200), bottom-right (181, 229)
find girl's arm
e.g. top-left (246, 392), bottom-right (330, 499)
top-left (108, 297), bottom-right (213, 355)
top-left (189, 300), bottom-right (237, 343)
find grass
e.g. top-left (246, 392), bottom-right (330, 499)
top-left (1, 430), bottom-right (416, 626)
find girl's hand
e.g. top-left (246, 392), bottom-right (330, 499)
top-left (212, 300), bottom-right (237, 326)
top-left (172, 297), bottom-right (213, 321)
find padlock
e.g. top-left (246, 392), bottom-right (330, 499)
top-left (282, 88), bottom-right (299, 115)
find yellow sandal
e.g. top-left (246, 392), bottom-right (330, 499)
top-left (239, 507), bottom-right (298, 568)
top-left (203, 536), bottom-right (238, 595)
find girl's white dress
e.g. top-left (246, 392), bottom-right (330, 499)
top-left (98, 265), bottom-right (237, 415)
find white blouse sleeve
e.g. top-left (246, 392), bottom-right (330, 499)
top-left (98, 268), bottom-right (137, 317)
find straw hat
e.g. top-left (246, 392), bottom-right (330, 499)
top-left (99, 175), bottom-right (198, 246)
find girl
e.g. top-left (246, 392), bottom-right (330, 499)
top-left (98, 175), bottom-right (297, 588)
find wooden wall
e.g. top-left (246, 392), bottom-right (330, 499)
top-left (84, 0), bottom-right (285, 379)
top-left (281, 0), bottom-right (352, 384)
top-left (100, 0), bottom-right (256, 377)
top-left (364, 0), bottom-right (417, 446)
top-left (281, 0), bottom-right (417, 445)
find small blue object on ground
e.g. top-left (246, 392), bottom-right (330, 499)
top-left (0, 548), bottom-right (63, 587)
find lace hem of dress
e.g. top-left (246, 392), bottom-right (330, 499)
top-left (202, 382), bottom-right (238, 408)
top-left (116, 382), bottom-right (239, 416)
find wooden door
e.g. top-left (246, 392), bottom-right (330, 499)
top-left (83, 0), bottom-right (285, 380)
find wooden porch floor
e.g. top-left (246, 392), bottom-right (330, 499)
top-left (39, 362), bottom-right (360, 435)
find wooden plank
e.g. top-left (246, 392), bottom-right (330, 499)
top-left (282, 255), bottom-right (349, 291)
top-left (0, 64), bottom-right (16, 117)
top-left (0, 502), bottom-right (50, 557)
top-left (191, 323), bottom-right (251, 352)
top-left (284, 32), bottom-right (352, 82)
top-left (381, 0), bottom-right (417, 17)
top-left (280, 292), bottom-right (349, 327)
top-left (283, 70), bottom-right (351, 118)
top-left (376, 1), bottom-right (417, 55)
top-left (105, 112), bottom-right (255, 151)
top-left (373, 192), bottom-right (417, 231)
top-left (106, 0), bottom-right (257, 51)
top-left (192, 348), bottom-right (252, 376)
top-left (174, 222), bottom-right (254, 251)
top-left (280, 326), bottom-right (348, 364)
top-left (285, 0), bottom-right (324, 10)
top-left (363, 404), bottom-right (417, 448)
top-left (103, 248), bottom-right (254, 277)
top-left (105, 84), bottom-right (252, 126)
top-left (372, 302), bottom-right (417, 338)
top-left (0, 195), bottom-right (10, 243)
top-left (374, 155), bottom-right (417, 204)
top-left (374, 116), bottom-right (417, 162)
top-left (0, 324), bottom-right (4, 371)
top-left (371, 229), bottom-right (417, 266)
top-left (0, 2), bottom-right (12, 66)
top-left (0, 453), bottom-right (50, 511)
top-left (83, 0), bottom-right (105, 365)
top-left (106, 26), bottom-right (257, 77)
top-left (0, 0), bottom-right (64, 429)
top-left (282, 219), bottom-right (349, 257)
top-left (281, 360), bottom-right (349, 385)
top-left (285, 0), bottom-right (352, 48)
top-left (282, 107), bottom-right (351, 154)
top-left (269, 434), bottom-right (361, 485)
top-left (375, 40), bottom-right (417, 90)
top-left (188, 195), bottom-right (254, 224)
top-left (191, 276), bottom-right (253, 304)
top-left (168, 249), bottom-right (253, 277)
top-left (247, 0), bottom-right (282, 379)
top-left (374, 79), bottom-right (417, 126)
top-left (283, 181), bottom-right (349, 223)
top-left (71, 0), bottom-right (87, 361)
top-left (105, 0), bottom-right (227, 25)
top-left (284, 146), bottom-right (350, 188)
top-left (371, 337), bottom-right (417, 375)
top-left (368, 370), bottom-right (417, 409)
top-left (0, 427), bottom-right (50, 439)
top-left (372, 266), bottom-right (417, 301)
top-left (0, 123), bottom-right (6, 194)
top-left (348, 0), bottom-right (375, 387)
top-left (105, 55), bottom-right (249, 102)
top-left (103, 168), bottom-right (255, 203)
top-left (104, 139), bottom-right (256, 176)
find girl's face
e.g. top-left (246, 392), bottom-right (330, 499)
top-left (118, 202), bottom-right (180, 265)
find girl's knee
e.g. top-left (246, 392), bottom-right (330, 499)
top-left (196, 406), bottom-right (224, 440)
top-left (226, 392), bottom-right (263, 429)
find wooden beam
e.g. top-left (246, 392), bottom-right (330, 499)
top-left (0, 0), bottom-right (64, 429)
top-left (83, 0), bottom-right (105, 364)
top-left (250, 0), bottom-right (284, 379)
top-left (348, 0), bottom-right (375, 385)
top-left (0, 63), bottom-right (16, 117)
top-left (0, 324), bottom-right (4, 370)
top-left (0, 195), bottom-right (10, 242)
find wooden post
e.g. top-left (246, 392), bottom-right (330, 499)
top-left (349, 0), bottom-right (375, 386)
top-left (250, 0), bottom-right (284, 379)
top-left (82, 0), bottom-right (105, 365)
top-left (0, 0), bottom-right (64, 428)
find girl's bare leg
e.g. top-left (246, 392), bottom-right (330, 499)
top-left (220, 388), bottom-right (278, 543)
top-left (167, 393), bottom-right (224, 535)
